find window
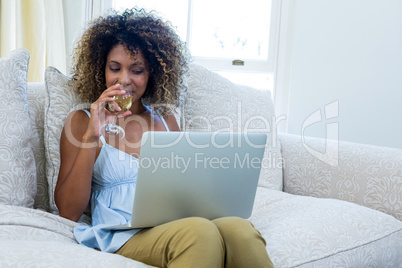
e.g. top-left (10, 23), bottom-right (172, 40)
top-left (113, 0), bottom-right (279, 92)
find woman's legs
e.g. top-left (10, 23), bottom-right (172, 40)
top-left (115, 217), bottom-right (224, 268)
top-left (115, 216), bottom-right (273, 268)
top-left (212, 217), bottom-right (274, 268)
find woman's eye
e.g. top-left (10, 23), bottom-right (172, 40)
top-left (132, 69), bottom-right (144, 75)
top-left (110, 67), bottom-right (120, 72)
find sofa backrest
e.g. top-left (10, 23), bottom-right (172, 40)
top-left (183, 64), bottom-right (283, 191)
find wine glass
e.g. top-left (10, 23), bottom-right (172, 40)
top-left (100, 89), bottom-right (133, 140)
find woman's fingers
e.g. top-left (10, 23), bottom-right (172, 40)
top-left (105, 100), bottom-right (121, 113)
top-left (102, 84), bottom-right (129, 113)
top-left (117, 110), bottom-right (132, 118)
top-left (86, 84), bottom-right (134, 138)
top-left (104, 84), bottom-right (127, 96)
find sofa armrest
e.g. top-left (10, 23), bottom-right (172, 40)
top-left (278, 132), bottom-right (402, 221)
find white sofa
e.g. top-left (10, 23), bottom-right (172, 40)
top-left (0, 48), bottom-right (401, 267)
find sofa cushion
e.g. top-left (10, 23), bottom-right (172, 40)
top-left (0, 240), bottom-right (153, 267)
top-left (280, 133), bottom-right (402, 221)
top-left (0, 48), bottom-right (37, 208)
top-left (250, 187), bottom-right (402, 267)
top-left (27, 82), bottom-right (49, 210)
top-left (44, 67), bottom-right (87, 214)
top-left (0, 205), bottom-right (153, 267)
top-left (183, 63), bottom-right (283, 190)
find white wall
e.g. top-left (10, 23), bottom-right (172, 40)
top-left (284, 0), bottom-right (402, 149)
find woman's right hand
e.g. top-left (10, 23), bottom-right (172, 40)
top-left (83, 84), bottom-right (132, 143)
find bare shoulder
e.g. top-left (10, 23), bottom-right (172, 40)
top-left (62, 110), bottom-right (91, 143)
top-left (65, 109), bottom-right (90, 125)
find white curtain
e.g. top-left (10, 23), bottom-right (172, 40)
top-left (83, 0), bottom-right (113, 23)
top-left (0, 0), bottom-right (66, 82)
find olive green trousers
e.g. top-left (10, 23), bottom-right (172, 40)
top-left (115, 216), bottom-right (274, 268)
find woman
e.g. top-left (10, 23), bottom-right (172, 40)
top-left (55, 8), bottom-right (273, 268)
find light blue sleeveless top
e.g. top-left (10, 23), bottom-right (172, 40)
top-left (74, 109), bottom-right (170, 253)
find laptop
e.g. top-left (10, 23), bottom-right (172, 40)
top-left (103, 131), bottom-right (267, 230)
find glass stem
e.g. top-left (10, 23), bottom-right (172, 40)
top-left (112, 113), bottom-right (118, 125)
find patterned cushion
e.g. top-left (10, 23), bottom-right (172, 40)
top-left (27, 82), bottom-right (49, 210)
top-left (279, 133), bottom-right (402, 221)
top-left (44, 67), bottom-right (87, 214)
top-left (0, 48), bottom-right (36, 208)
top-left (183, 63), bottom-right (283, 190)
top-left (250, 187), bottom-right (402, 267)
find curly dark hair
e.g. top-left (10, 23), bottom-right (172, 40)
top-left (70, 8), bottom-right (189, 116)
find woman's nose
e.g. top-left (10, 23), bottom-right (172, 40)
top-left (119, 70), bottom-right (131, 85)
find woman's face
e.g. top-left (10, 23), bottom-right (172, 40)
top-left (105, 44), bottom-right (149, 104)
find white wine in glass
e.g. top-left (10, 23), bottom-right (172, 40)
top-left (106, 94), bottom-right (133, 113)
top-left (101, 90), bottom-right (133, 139)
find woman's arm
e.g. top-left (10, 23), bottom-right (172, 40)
top-left (55, 84), bottom-right (126, 221)
top-left (55, 110), bottom-right (97, 221)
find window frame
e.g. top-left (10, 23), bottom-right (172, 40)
top-left (186, 0), bottom-right (281, 73)
top-left (111, 0), bottom-right (281, 74)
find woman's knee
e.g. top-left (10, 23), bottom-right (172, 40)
top-left (213, 217), bottom-right (266, 245)
top-left (175, 217), bottom-right (224, 249)
top-left (213, 216), bottom-right (252, 234)
top-left (179, 217), bottom-right (222, 238)
top-left (212, 217), bottom-right (272, 267)
top-left (169, 217), bottom-right (225, 266)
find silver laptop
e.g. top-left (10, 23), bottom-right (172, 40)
top-left (103, 131), bottom-right (267, 230)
